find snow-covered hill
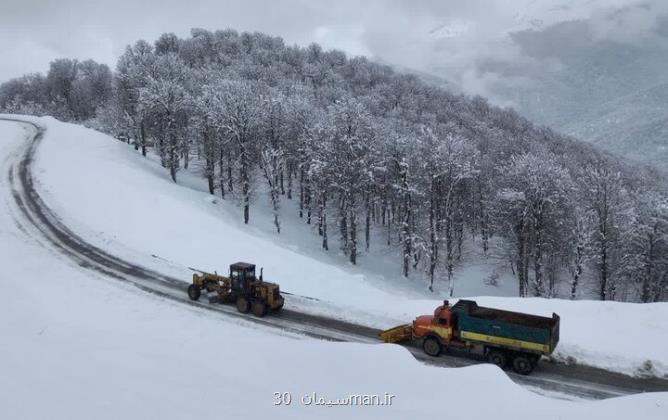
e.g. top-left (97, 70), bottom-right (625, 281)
top-left (2, 116), bottom-right (668, 418)
top-left (13, 116), bottom-right (665, 378)
top-left (0, 114), bottom-right (668, 419)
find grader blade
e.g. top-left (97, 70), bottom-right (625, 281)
top-left (380, 324), bottom-right (413, 343)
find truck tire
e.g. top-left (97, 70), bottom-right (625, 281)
top-left (488, 350), bottom-right (507, 369)
top-left (187, 284), bottom-right (201, 301)
top-left (252, 301), bottom-right (267, 317)
top-left (422, 337), bottom-right (442, 357)
top-left (236, 297), bottom-right (250, 313)
top-left (512, 355), bottom-right (534, 375)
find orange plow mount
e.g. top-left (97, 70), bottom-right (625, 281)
top-left (380, 324), bottom-right (413, 343)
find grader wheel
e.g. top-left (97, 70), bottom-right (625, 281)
top-left (236, 297), bottom-right (250, 313)
top-left (252, 301), bottom-right (268, 317)
top-left (187, 284), bottom-right (201, 301)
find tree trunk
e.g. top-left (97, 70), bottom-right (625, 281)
top-left (533, 207), bottom-right (544, 296)
top-left (240, 143), bottom-right (249, 224)
top-left (339, 195), bottom-right (348, 254)
top-left (428, 178), bottom-right (438, 291)
top-left (401, 164), bottom-right (411, 278)
top-left (159, 137), bottom-right (166, 167)
top-left (456, 217), bottom-right (464, 261)
top-left (446, 212), bottom-right (454, 297)
top-left (570, 243), bottom-right (583, 299)
top-left (381, 186), bottom-right (387, 226)
top-left (402, 201), bottom-right (411, 278)
top-left (641, 231), bottom-right (656, 303)
top-left (204, 131), bottom-right (214, 195)
top-left (182, 143), bottom-right (189, 170)
top-left (516, 220), bottom-right (529, 297)
top-left (350, 207), bottom-right (357, 265)
top-left (306, 184), bottom-right (312, 225)
top-left (299, 167), bottom-right (304, 218)
top-left (481, 211), bottom-right (489, 256)
top-left (365, 193), bottom-right (371, 252)
top-left (219, 147), bottom-right (226, 199)
top-left (287, 164), bottom-right (293, 199)
top-left (140, 120), bottom-right (147, 157)
top-left (386, 205), bottom-right (392, 246)
top-left (168, 130), bottom-right (177, 183)
top-left (227, 152), bottom-right (234, 193)
top-left (322, 193), bottom-right (328, 250)
top-left (600, 236), bottom-right (608, 301)
top-left (207, 164), bottom-right (214, 194)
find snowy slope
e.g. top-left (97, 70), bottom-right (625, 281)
top-left (15, 116), bottom-right (668, 378)
top-left (2, 118), bottom-right (668, 420)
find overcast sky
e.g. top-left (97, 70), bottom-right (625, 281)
top-left (1, 0), bottom-right (664, 97)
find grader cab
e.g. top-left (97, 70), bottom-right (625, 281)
top-left (187, 262), bottom-right (284, 317)
top-left (229, 262), bottom-right (258, 292)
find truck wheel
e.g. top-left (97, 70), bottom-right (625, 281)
top-left (187, 285), bottom-right (201, 301)
top-left (422, 337), bottom-right (442, 357)
top-left (236, 297), bottom-right (250, 313)
top-left (274, 302), bottom-right (284, 312)
top-left (252, 301), bottom-right (267, 317)
top-left (488, 350), bottom-right (507, 369)
top-left (512, 355), bottom-right (534, 375)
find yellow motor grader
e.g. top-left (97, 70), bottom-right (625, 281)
top-left (187, 262), bottom-right (284, 317)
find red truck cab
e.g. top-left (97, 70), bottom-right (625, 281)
top-left (413, 300), bottom-right (454, 353)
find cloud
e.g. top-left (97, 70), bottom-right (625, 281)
top-left (589, 1), bottom-right (668, 44)
top-left (313, 25), bottom-right (372, 58)
top-left (1, 0), bottom-right (666, 103)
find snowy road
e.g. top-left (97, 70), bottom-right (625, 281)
top-left (3, 116), bottom-right (667, 402)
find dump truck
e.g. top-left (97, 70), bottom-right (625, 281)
top-left (187, 262), bottom-right (284, 317)
top-left (381, 299), bottom-right (560, 375)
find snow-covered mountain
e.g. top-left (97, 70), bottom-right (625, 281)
top-left (502, 17), bottom-right (668, 168)
top-left (426, 3), bottom-right (668, 169)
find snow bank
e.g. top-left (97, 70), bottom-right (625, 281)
top-left (25, 116), bottom-right (668, 378)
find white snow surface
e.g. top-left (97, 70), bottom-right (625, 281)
top-left (2, 116), bottom-right (668, 419)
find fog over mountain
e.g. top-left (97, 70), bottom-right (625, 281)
top-left (1, 0), bottom-right (666, 167)
top-left (426, 4), bottom-right (668, 168)
top-left (496, 18), bottom-right (668, 168)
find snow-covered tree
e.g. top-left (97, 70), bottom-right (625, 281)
top-left (4, 28), bottom-right (667, 301)
top-left (495, 150), bottom-right (572, 297)
top-left (206, 78), bottom-right (261, 224)
top-left (138, 53), bottom-right (192, 182)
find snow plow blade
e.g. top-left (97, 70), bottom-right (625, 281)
top-left (380, 324), bottom-right (413, 343)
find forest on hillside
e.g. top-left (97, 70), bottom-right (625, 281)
top-left (1, 28), bottom-right (667, 302)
